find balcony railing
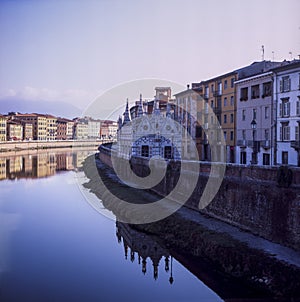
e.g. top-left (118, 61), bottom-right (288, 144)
top-left (237, 139), bottom-right (248, 147)
top-left (291, 140), bottom-right (300, 149)
top-left (213, 90), bottom-right (222, 97)
top-left (261, 140), bottom-right (271, 149)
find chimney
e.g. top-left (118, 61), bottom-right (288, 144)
top-left (187, 84), bottom-right (190, 90)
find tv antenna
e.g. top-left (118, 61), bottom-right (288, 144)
top-left (261, 45), bottom-right (265, 61)
top-left (289, 51), bottom-right (292, 60)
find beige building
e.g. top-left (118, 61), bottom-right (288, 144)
top-left (0, 158), bottom-right (6, 180)
top-left (73, 121), bottom-right (88, 140)
top-left (174, 85), bottom-right (202, 160)
top-left (7, 121), bottom-right (23, 141)
top-left (23, 122), bottom-right (33, 140)
top-left (0, 115), bottom-right (7, 141)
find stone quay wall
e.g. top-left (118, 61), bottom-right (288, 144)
top-left (0, 139), bottom-right (114, 153)
top-left (99, 144), bottom-right (300, 251)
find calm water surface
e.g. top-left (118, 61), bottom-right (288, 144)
top-left (0, 150), bottom-right (222, 302)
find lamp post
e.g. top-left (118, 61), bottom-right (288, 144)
top-left (251, 119), bottom-right (257, 164)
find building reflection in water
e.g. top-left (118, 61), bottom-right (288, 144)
top-left (116, 221), bottom-right (174, 284)
top-left (0, 150), bottom-right (93, 181)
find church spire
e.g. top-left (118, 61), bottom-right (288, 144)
top-left (123, 98), bottom-right (130, 125)
top-left (137, 93), bottom-right (143, 117)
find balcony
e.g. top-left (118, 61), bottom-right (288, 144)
top-left (261, 140), bottom-right (271, 149)
top-left (291, 140), bottom-right (300, 149)
top-left (213, 90), bottom-right (222, 97)
top-left (213, 107), bottom-right (221, 114)
top-left (237, 139), bottom-right (248, 148)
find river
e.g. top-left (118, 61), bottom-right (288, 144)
top-left (0, 149), bottom-right (223, 302)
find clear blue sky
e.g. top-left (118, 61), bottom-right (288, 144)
top-left (0, 0), bottom-right (299, 117)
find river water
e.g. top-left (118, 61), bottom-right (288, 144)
top-left (0, 150), bottom-right (223, 302)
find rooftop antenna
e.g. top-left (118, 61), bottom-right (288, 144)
top-left (261, 45), bottom-right (265, 61)
top-left (272, 51), bottom-right (275, 62)
top-left (289, 51), bottom-right (292, 60)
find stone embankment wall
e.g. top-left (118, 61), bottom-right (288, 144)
top-left (0, 139), bottom-right (113, 153)
top-left (99, 144), bottom-right (300, 251)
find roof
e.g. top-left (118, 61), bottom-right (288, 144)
top-left (270, 59), bottom-right (300, 73)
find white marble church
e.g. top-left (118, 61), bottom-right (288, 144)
top-left (116, 88), bottom-right (182, 161)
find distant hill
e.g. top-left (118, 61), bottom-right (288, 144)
top-left (0, 98), bottom-right (82, 119)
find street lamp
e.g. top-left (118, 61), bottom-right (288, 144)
top-left (251, 119), bottom-right (257, 164)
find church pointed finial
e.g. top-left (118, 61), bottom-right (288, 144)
top-left (154, 98), bottom-right (160, 115)
top-left (166, 102), bottom-right (171, 118)
top-left (137, 93), bottom-right (144, 117)
top-left (123, 98), bottom-right (130, 125)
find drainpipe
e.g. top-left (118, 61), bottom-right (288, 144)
top-left (272, 73), bottom-right (278, 166)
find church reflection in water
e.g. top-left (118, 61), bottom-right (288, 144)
top-left (0, 150), bottom-right (94, 181)
top-left (116, 221), bottom-right (174, 284)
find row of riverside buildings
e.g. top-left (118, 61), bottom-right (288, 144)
top-left (117, 59), bottom-right (300, 166)
top-left (0, 113), bottom-right (117, 142)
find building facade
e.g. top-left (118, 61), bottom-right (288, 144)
top-left (0, 115), bottom-right (7, 141)
top-left (235, 72), bottom-right (274, 165)
top-left (273, 61), bottom-right (300, 166)
top-left (7, 120), bottom-right (23, 141)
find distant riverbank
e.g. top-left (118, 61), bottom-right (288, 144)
top-left (0, 139), bottom-right (112, 153)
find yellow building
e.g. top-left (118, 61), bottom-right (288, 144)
top-left (0, 115), bottom-right (7, 141)
top-left (191, 72), bottom-right (237, 162)
top-left (14, 113), bottom-right (47, 140)
top-left (45, 114), bottom-right (57, 140)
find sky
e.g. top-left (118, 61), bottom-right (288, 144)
top-left (0, 0), bottom-right (299, 118)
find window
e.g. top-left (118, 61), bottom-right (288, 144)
top-left (231, 77), bottom-right (235, 88)
top-left (224, 80), bottom-right (228, 90)
top-left (141, 145), bottom-right (149, 157)
top-left (211, 84), bottom-right (214, 92)
top-left (280, 122), bottom-right (290, 141)
top-left (262, 82), bottom-right (272, 97)
top-left (230, 131), bottom-right (234, 141)
top-left (280, 76), bottom-right (291, 92)
top-left (263, 154), bottom-right (270, 165)
top-left (265, 106), bottom-right (269, 119)
top-left (265, 129), bottom-right (269, 140)
top-left (251, 84), bottom-right (260, 99)
top-left (297, 98), bottom-right (300, 116)
top-left (211, 100), bottom-right (214, 108)
top-left (242, 110), bottom-right (246, 121)
top-left (218, 82), bottom-right (222, 95)
top-left (253, 108), bottom-right (257, 120)
top-left (279, 98), bottom-right (290, 117)
top-left (242, 130), bottom-right (246, 140)
top-left (295, 125), bottom-right (299, 142)
top-left (240, 151), bottom-right (246, 164)
top-left (282, 151), bottom-right (288, 165)
top-left (240, 87), bottom-right (248, 101)
top-left (205, 86), bottom-right (209, 98)
top-left (164, 146), bottom-right (172, 159)
top-left (224, 131), bottom-right (227, 140)
top-left (224, 114), bottom-right (227, 123)
top-left (224, 97), bottom-right (227, 107)
top-left (230, 114), bottom-right (234, 123)
top-left (230, 96), bottom-right (234, 106)
top-left (195, 125), bottom-right (202, 138)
